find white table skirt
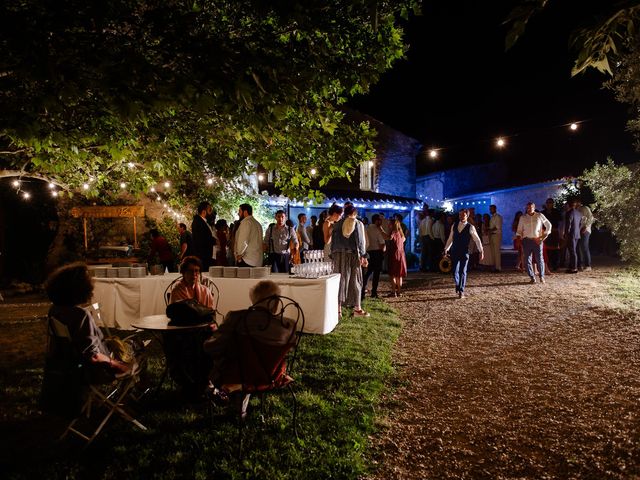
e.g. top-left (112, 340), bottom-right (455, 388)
top-left (92, 273), bottom-right (340, 335)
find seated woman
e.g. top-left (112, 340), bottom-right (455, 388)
top-left (204, 280), bottom-right (297, 395)
top-left (45, 262), bottom-right (133, 379)
top-left (170, 256), bottom-right (215, 308)
top-left (165, 256), bottom-right (215, 400)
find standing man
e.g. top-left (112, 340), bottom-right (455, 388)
top-left (307, 215), bottom-right (317, 249)
top-left (444, 209), bottom-right (484, 299)
top-left (418, 206), bottom-right (432, 272)
top-left (564, 198), bottom-right (582, 274)
top-left (516, 202), bottom-right (552, 283)
top-left (178, 223), bottom-right (193, 262)
top-left (362, 214), bottom-right (388, 300)
top-left (191, 201), bottom-right (216, 269)
top-left (234, 203), bottom-right (263, 267)
top-left (488, 204), bottom-right (503, 272)
top-left (264, 210), bottom-right (298, 273)
top-left (577, 199), bottom-right (594, 271)
top-left (431, 212), bottom-right (447, 271)
top-left (297, 213), bottom-right (312, 262)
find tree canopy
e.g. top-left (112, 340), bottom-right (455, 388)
top-left (0, 0), bottom-right (418, 205)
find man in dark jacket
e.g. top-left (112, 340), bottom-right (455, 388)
top-left (191, 201), bottom-right (216, 269)
top-left (564, 198), bottom-right (583, 274)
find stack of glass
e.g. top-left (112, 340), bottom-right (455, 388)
top-left (291, 262), bottom-right (333, 278)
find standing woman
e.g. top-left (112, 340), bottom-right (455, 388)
top-left (214, 219), bottom-right (229, 267)
top-left (331, 204), bottom-right (369, 318)
top-left (387, 219), bottom-right (408, 297)
top-left (323, 203), bottom-right (343, 260)
top-left (479, 213), bottom-right (494, 269)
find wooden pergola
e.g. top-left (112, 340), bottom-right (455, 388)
top-left (70, 205), bottom-right (145, 250)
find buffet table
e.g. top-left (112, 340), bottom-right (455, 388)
top-left (92, 273), bottom-right (340, 335)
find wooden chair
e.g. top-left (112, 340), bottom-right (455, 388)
top-left (41, 315), bottom-right (147, 445)
top-left (210, 295), bottom-right (305, 442)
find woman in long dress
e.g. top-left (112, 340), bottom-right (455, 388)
top-left (479, 213), bottom-right (494, 268)
top-left (387, 219), bottom-right (407, 297)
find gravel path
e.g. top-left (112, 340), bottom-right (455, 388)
top-left (367, 264), bottom-right (640, 479)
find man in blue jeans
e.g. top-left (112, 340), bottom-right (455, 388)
top-left (516, 202), bottom-right (552, 283)
top-left (444, 209), bottom-right (484, 299)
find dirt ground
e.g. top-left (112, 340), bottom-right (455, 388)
top-left (1, 260), bottom-right (639, 479)
top-left (367, 259), bottom-right (640, 479)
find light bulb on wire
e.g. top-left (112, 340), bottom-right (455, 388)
top-left (496, 137), bottom-right (506, 148)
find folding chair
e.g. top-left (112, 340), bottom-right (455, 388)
top-left (212, 295), bottom-right (305, 441)
top-left (41, 315), bottom-right (147, 446)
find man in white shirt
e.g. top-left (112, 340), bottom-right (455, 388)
top-left (577, 200), bottom-right (594, 271)
top-left (488, 204), bottom-right (503, 272)
top-left (362, 214), bottom-right (388, 300)
top-left (516, 202), bottom-right (552, 284)
top-left (234, 203), bottom-right (264, 267)
top-left (444, 209), bottom-right (484, 299)
top-left (418, 207), bottom-right (433, 272)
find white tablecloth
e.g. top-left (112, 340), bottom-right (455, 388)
top-left (92, 273), bottom-right (340, 335)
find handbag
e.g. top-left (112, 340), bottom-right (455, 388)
top-left (166, 299), bottom-right (215, 326)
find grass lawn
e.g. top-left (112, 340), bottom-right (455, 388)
top-left (2, 298), bottom-right (400, 479)
top-left (608, 267), bottom-right (640, 310)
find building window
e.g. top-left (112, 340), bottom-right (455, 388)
top-left (360, 160), bottom-right (374, 191)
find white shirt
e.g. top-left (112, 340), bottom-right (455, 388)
top-left (297, 224), bottom-right (312, 250)
top-left (578, 205), bottom-right (594, 233)
top-left (431, 220), bottom-right (446, 243)
top-left (489, 213), bottom-right (503, 235)
top-left (419, 216), bottom-right (433, 238)
top-left (234, 215), bottom-right (264, 266)
top-left (516, 212), bottom-right (552, 240)
top-left (444, 221), bottom-right (483, 254)
top-left (366, 224), bottom-right (387, 251)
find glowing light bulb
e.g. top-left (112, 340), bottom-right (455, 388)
top-left (120, 182), bottom-right (126, 189)
top-left (258, 174), bottom-right (265, 182)
top-left (150, 186), bottom-right (156, 192)
top-left (82, 183), bottom-right (89, 190)
top-left (207, 178), bottom-right (214, 185)
top-left (163, 204), bottom-right (167, 208)
top-left (496, 137), bottom-right (506, 148)
top-left (164, 181), bottom-right (170, 188)
top-left (429, 149), bottom-right (438, 159)
top-left (23, 192), bottom-right (30, 199)
top-left (310, 168), bottom-right (317, 175)
top-left (12, 180), bottom-right (20, 187)
top-left (52, 191), bottom-right (58, 197)
top-left (127, 162), bottom-right (135, 168)
top-left (570, 123), bottom-right (578, 131)
top-left (48, 183), bottom-right (55, 189)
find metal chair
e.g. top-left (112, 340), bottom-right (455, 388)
top-left (41, 315), bottom-right (147, 445)
top-left (164, 275), bottom-right (222, 323)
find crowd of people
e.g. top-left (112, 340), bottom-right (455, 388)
top-left (42, 195), bottom-right (600, 407)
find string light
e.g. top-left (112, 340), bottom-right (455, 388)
top-left (570, 123), bottom-right (578, 131)
top-left (52, 191), bottom-right (58, 197)
top-left (48, 183), bottom-right (55, 189)
top-left (82, 183), bottom-right (90, 190)
top-left (22, 192), bottom-right (30, 199)
top-left (150, 186), bottom-right (156, 192)
top-left (310, 168), bottom-right (317, 175)
top-left (120, 182), bottom-right (126, 189)
top-left (12, 179), bottom-right (20, 187)
top-left (163, 181), bottom-right (170, 188)
top-left (207, 178), bottom-right (214, 185)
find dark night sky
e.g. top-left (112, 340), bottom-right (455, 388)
top-left (349, 0), bottom-right (637, 181)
